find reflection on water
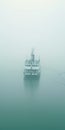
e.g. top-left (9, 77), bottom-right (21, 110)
top-left (23, 76), bottom-right (40, 91)
top-left (0, 66), bottom-right (65, 130)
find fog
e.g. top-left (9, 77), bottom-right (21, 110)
top-left (0, 1), bottom-right (65, 129)
top-left (0, 0), bottom-right (65, 66)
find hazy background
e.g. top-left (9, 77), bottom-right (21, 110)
top-left (0, 0), bottom-right (65, 130)
top-left (0, 0), bottom-right (65, 68)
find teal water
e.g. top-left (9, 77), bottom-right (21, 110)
top-left (0, 60), bottom-right (65, 130)
top-left (0, 1), bottom-right (65, 129)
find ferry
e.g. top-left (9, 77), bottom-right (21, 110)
top-left (24, 50), bottom-right (40, 77)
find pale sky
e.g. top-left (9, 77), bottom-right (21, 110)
top-left (0, 0), bottom-right (65, 69)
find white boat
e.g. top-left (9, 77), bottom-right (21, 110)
top-left (24, 50), bottom-right (40, 77)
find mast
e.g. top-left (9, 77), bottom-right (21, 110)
top-left (31, 49), bottom-right (35, 62)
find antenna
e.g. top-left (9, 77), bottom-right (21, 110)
top-left (31, 48), bottom-right (35, 62)
top-left (31, 48), bottom-right (34, 54)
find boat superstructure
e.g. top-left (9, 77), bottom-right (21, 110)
top-left (24, 50), bottom-right (40, 77)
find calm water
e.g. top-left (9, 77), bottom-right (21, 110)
top-left (0, 58), bottom-right (65, 130)
top-left (0, 0), bottom-right (65, 129)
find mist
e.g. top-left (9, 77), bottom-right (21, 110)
top-left (0, 1), bottom-right (65, 130)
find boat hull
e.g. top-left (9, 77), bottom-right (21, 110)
top-left (24, 72), bottom-right (40, 79)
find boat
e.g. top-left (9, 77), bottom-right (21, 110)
top-left (24, 49), bottom-right (41, 78)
